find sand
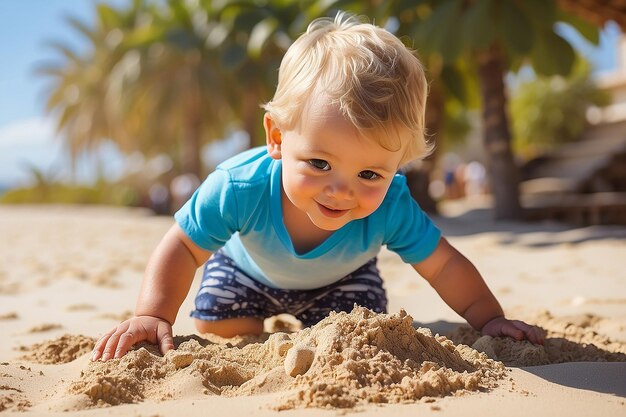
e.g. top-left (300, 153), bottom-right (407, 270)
top-left (1, 202), bottom-right (625, 416)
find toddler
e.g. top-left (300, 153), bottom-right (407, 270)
top-left (92, 13), bottom-right (543, 361)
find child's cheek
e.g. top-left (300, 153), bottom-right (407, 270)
top-left (360, 184), bottom-right (389, 210)
top-left (284, 173), bottom-right (320, 201)
top-left (295, 175), bottom-right (322, 194)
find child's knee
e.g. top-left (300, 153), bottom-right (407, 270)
top-left (194, 317), bottom-right (264, 338)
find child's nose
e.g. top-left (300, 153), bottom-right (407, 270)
top-left (326, 178), bottom-right (353, 199)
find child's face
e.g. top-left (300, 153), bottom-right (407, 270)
top-left (265, 105), bottom-right (404, 231)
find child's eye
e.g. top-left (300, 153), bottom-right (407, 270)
top-left (308, 159), bottom-right (330, 171)
top-left (359, 170), bottom-right (381, 180)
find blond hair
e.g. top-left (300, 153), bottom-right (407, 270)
top-left (263, 12), bottom-right (431, 165)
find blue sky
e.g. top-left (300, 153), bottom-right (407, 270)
top-left (0, 1), bottom-right (622, 187)
top-left (0, 0), bottom-right (128, 187)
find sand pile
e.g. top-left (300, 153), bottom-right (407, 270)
top-left (260, 306), bottom-right (506, 409)
top-left (447, 311), bottom-right (626, 366)
top-left (63, 307), bottom-right (505, 410)
top-left (19, 335), bottom-right (96, 364)
top-left (0, 387), bottom-right (31, 412)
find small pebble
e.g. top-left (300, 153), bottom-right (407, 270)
top-left (167, 352), bottom-right (194, 369)
top-left (284, 345), bottom-right (315, 377)
top-left (268, 332), bottom-right (293, 357)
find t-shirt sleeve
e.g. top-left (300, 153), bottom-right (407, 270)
top-left (383, 176), bottom-right (441, 264)
top-left (174, 168), bottom-right (239, 250)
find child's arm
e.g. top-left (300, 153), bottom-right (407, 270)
top-left (91, 223), bottom-right (211, 361)
top-left (413, 237), bottom-right (544, 344)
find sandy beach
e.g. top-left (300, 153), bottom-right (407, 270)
top-left (1, 201), bottom-right (625, 416)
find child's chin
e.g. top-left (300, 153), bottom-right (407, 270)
top-left (309, 216), bottom-right (348, 231)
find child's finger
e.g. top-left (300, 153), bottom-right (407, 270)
top-left (101, 322), bottom-right (130, 361)
top-left (525, 328), bottom-right (537, 344)
top-left (510, 320), bottom-right (545, 345)
top-left (536, 327), bottom-right (546, 344)
top-left (527, 326), bottom-right (545, 345)
top-left (501, 322), bottom-right (525, 340)
top-left (114, 322), bottom-right (148, 359)
top-left (91, 327), bottom-right (118, 361)
top-left (114, 331), bottom-right (137, 359)
top-left (156, 320), bottom-right (175, 355)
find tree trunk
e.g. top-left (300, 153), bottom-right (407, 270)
top-left (476, 44), bottom-right (522, 220)
top-left (181, 114), bottom-right (203, 178)
top-left (403, 80), bottom-right (444, 214)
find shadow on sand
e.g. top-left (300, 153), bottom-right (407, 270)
top-left (413, 320), bottom-right (466, 337)
top-left (522, 362), bottom-right (626, 397)
top-left (431, 207), bottom-right (626, 248)
top-left (430, 318), bottom-right (626, 396)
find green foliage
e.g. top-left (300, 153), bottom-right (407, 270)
top-left (498, 0), bottom-right (533, 55)
top-left (441, 99), bottom-right (472, 149)
top-left (557, 10), bottom-right (600, 45)
top-left (510, 60), bottom-right (610, 158)
top-left (0, 182), bottom-right (139, 206)
top-left (411, 0), bottom-right (468, 64)
top-left (412, 0), bottom-right (588, 77)
top-left (462, 0), bottom-right (496, 49)
top-left (0, 160), bottom-right (140, 206)
top-left (35, 0), bottom-right (607, 197)
top-left (529, 28), bottom-right (576, 76)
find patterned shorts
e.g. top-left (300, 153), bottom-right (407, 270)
top-left (191, 251), bottom-right (388, 327)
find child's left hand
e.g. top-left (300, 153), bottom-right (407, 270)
top-left (481, 316), bottom-right (545, 345)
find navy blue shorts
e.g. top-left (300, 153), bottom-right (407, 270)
top-left (191, 251), bottom-right (388, 327)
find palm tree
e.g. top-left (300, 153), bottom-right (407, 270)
top-left (392, 3), bottom-right (479, 214)
top-left (211, 0), bottom-right (336, 147)
top-left (38, 2), bottom-right (142, 175)
top-left (40, 0), bottom-right (239, 180)
top-left (409, 0), bottom-right (602, 220)
top-left (111, 0), bottom-right (237, 177)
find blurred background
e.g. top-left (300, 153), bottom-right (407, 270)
top-left (0, 0), bottom-right (624, 224)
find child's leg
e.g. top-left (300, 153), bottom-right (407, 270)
top-left (194, 317), bottom-right (263, 338)
top-left (291, 257), bottom-right (387, 327)
top-left (191, 251), bottom-right (277, 337)
top-left (192, 252), bottom-right (386, 336)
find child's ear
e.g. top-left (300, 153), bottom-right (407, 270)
top-left (264, 113), bottom-right (282, 159)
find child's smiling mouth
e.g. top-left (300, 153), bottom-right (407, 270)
top-left (316, 202), bottom-right (350, 218)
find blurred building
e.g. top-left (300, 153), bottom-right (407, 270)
top-left (521, 34), bottom-right (626, 225)
top-left (591, 34), bottom-right (626, 124)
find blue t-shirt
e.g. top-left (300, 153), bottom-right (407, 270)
top-left (175, 147), bottom-right (441, 290)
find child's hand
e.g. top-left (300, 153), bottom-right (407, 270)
top-left (481, 316), bottom-right (545, 345)
top-left (91, 315), bottom-right (175, 361)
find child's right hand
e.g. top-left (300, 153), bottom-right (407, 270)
top-left (91, 315), bottom-right (175, 361)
